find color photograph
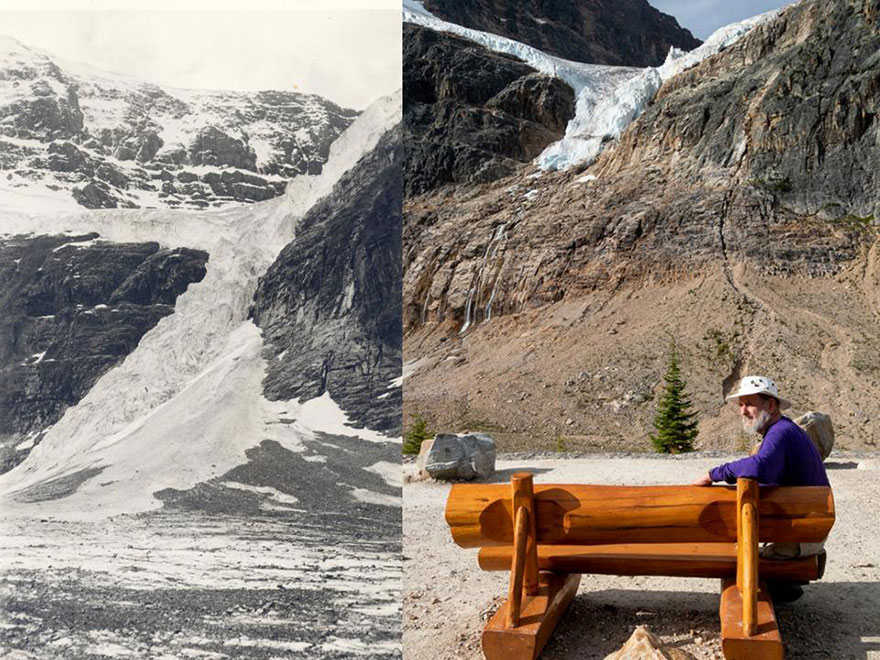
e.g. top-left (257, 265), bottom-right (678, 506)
top-left (402, 0), bottom-right (880, 657)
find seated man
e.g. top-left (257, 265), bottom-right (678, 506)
top-left (693, 375), bottom-right (831, 601)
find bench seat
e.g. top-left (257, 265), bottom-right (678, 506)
top-left (478, 543), bottom-right (825, 581)
top-left (446, 473), bottom-right (834, 660)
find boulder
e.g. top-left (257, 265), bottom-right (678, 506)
top-left (71, 182), bottom-right (118, 209)
top-left (604, 626), bottom-right (696, 660)
top-left (47, 141), bottom-right (89, 173)
top-left (795, 411), bottom-right (834, 460)
top-left (421, 432), bottom-right (496, 480)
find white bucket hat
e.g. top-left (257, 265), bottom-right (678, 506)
top-left (725, 375), bottom-right (791, 410)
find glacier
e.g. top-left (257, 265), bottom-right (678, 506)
top-left (0, 90), bottom-right (402, 520)
top-left (403, 0), bottom-right (783, 172)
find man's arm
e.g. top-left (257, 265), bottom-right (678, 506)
top-left (705, 433), bottom-right (787, 485)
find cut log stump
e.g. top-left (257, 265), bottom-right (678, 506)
top-left (482, 572), bottom-right (581, 660)
top-left (720, 578), bottom-right (783, 660)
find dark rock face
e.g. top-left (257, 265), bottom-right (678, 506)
top-left (422, 0), bottom-right (701, 67)
top-left (251, 127), bottom-right (402, 435)
top-left (0, 36), bottom-right (358, 211)
top-left (189, 126), bottom-right (257, 171)
top-left (405, 0), bottom-right (880, 330)
top-left (404, 24), bottom-right (575, 196)
top-left (0, 234), bottom-right (208, 472)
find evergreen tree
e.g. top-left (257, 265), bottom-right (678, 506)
top-left (403, 414), bottom-right (432, 455)
top-left (650, 341), bottom-right (699, 453)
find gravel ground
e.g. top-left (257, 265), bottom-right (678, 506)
top-left (403, 454), bottom-right (880, 660)
top-left (0, 511), bottom-right (400, 659)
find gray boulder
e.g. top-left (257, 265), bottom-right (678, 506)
top-left (795, 411), bottom-right (834, 460)
top-left (421, 432), bottom-right (496, 480)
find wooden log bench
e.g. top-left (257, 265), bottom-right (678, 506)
top-left (445, 472), bottom-right (834, 660)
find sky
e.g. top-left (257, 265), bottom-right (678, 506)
top-left (648, 0), bottom-right (796, 40)
top-left (0, 1), bottom-right (400, 110)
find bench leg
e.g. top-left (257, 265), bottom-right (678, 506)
top-left (719, 578), bottom-right (783, 660)
top-left (482, 572), bottom-right (581, 660)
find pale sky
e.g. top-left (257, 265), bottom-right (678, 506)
top-left (648, 0), bottom-right (796, 40)
top-left (0, 2), bottom-right (401, 110)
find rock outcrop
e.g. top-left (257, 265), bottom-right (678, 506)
top-left (404, 24), bottom-right (575, 195)
top-left (0, 36), bottom-right (358, 211)
top-left (604, 626), bottom-right (695, 660)
top-left (0, 233), bottom-right (208, 472)
top-left (251, 126), bottom-right (402, 435)
top-left (422, 0), bottom-right (701, 67)
top-left (419, 432), bottom-right (496, 480)
top-left (403, 0), bottom-right (880, 451)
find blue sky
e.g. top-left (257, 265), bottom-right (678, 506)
top-left (649, 0), bottom-right (796, 40)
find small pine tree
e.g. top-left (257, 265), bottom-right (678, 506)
top-left (650, 342), bottom-right (699, 453)
top-left (403, 414), bottom-right (432, 455)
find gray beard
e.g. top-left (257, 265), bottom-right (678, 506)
top-left (743, 409), bottom-right (772, 435)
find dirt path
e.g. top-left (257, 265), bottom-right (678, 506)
top-left (403, 455), bottom-right (880, 660)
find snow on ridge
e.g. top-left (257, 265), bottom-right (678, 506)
top-left (0, 95), bottom-right (400, 520)
top-left (403, 0), bottom-right (636, 92)
top-left (402, 0), bottom-right (781, 172)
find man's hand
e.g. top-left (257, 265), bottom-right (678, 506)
top-left (692, 473), bottom-right (713, 486)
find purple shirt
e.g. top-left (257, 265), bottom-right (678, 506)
top-left (709, 416), bottom-right (830, 487)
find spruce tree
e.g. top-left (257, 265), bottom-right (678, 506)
top-left (403, 414), bottom-right (432, 455)
top-left (650, 342), bottom-right (699, 453)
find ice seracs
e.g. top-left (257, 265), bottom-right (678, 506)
top-left (402, 0), bottom-right (783, 172)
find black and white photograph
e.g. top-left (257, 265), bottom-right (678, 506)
top-left (0, 2), bottom-right (402, 658)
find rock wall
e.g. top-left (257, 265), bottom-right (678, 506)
top-left (0, 233), bottom-right (208, 471)
top-left (252, 127), bottom-right (402, 435)
top-left (405, 0), bottom-right (880, 331)
top-left (423, 0), bottom-right (701, 66)
top-left (404, 24), bottom-right (575, 196)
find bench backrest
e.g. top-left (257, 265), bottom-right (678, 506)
top-left (446, 481), bottom-right (835, 548)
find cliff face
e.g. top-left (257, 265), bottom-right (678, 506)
top-left (404, 24), bottom-right (575, 196)
top-left (252, 127), bottom-right (402, 434)
top-left (423, 0), bottom-right (701, 66)
top-left (403, 0), bottom-right (880, 451)
top-left (0, 233), bottom-right (207, 471)
top-left (0, 36), bottom-right (357, 211)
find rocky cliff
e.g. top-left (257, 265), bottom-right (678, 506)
top-left (252, 126), bottom-right (402, 434)
top-left (403, 0), bottom-right (880, 451)
top-left (0, 233), bottom-right (207, 471)
top-left (404, 24), bottom-right (575, 195)
top-left (0, 36), bottom-right (357, 211)
top-left (422, 0), bottom-right (701, 67)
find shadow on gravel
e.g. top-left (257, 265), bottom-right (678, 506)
top-left (778, 580), bottom-right (880, 659)
top-left (826, 461), bottom-right (860, 470)
top-left (528, 581), bottom-right (880, 659)
top-left (540, 588), bottom-right (721, 659)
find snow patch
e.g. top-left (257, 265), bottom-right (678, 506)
top-left (365, 461), bottom-right (402, 488)
top-left (350, 488), bottom-right (400, 507)
top-left (220, 481), bottom-right (299, 506)
top-left (295, 392), bottom-right (399, 445)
